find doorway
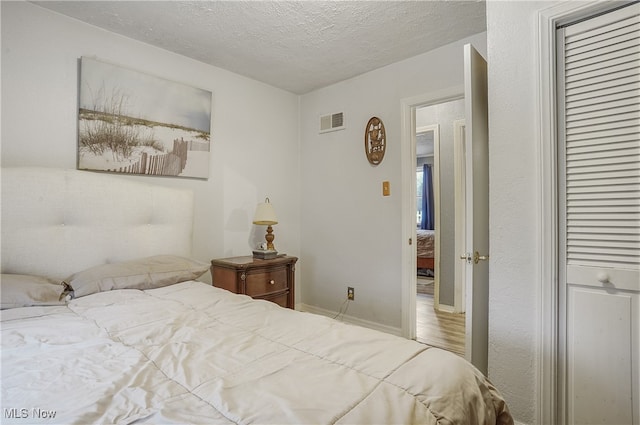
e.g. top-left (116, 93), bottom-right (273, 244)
top-left (414, 101), bottom-right (466, 355)
top-left (400, 87), bottom-right (464, 342)
top-left (401, 43), bottom-right (489, 375)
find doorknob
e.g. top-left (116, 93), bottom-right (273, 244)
top-left (474, 251), bottom-right (489, 264)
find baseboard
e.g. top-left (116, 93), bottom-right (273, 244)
top-left (435, 303), bottom-right (455, 313)
top-left (297, 303), bottom-right (402, 337)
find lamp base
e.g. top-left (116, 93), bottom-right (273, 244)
top-left (252, 249), bottom-right (278, 260)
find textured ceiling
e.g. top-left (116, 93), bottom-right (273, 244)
top-left (33, 1), bottom-right (486, 94)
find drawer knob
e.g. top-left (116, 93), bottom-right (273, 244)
top-left (270, 280), bottom-right (275, 285)
top-left (597, 272), bottom-right (609, 284)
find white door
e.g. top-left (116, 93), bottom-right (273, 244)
top-left (558, 4), bottom-right (640, 424)
top-left (462, 43), bottom-right (490, 375)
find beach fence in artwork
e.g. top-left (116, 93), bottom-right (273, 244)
top-left (109, 138), bottom-right (208, 176)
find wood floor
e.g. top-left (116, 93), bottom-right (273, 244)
top-left (416, 279), bottom-right (465, 356)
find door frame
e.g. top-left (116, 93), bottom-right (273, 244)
top-left (537, 1), bottom-right (616, 423)
top-left (400, 86), bottom-right (463, 339)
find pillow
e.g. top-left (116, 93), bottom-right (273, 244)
top-left (1, 274), bottom-right (68, 309)
top-left (64, 255), bottom-right (209, 298)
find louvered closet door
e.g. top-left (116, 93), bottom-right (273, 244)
top-left (558, 3), bottom-right (639, 425)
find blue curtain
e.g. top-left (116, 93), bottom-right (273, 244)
top-left (421, 164), bottom-right (434, 230)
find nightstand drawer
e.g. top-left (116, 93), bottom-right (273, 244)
top-left (261, 292), bottom-right (288, 308)
top-left (245, 268), bottom-right (287, 296)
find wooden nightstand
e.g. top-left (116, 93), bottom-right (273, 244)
top-left (210, 256), bottom-right (297, 309)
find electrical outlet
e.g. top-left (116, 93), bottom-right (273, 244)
top-left (347, 287), bottom-right (354, 301)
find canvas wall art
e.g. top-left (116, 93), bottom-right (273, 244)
top-left (78, 57), bottom-right (212, 179)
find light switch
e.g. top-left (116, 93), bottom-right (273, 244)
top-left (382, 181), bottom-right (390, 196)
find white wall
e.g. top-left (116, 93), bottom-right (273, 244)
top-left (486, 2), bottom-right (556, 424)
top-left (0, 2), bottom-right (301, 286)
top-left (299, 33), bottom-right (486, 330)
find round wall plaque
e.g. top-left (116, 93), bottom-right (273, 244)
top-left (364, 117), bottom-right (386, 165)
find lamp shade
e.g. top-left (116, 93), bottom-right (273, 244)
top-left (253, 198), bottom-right (278, 225)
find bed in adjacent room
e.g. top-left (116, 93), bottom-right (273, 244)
top-left (417, 228), bottom-right (435, 276)
top-left (1, 167), bottom-right (512, 425)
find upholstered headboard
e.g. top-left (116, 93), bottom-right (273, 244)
top-left (1, 167), bottom-right (194, 280)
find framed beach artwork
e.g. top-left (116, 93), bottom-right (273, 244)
top-left (78, 57), bottom-right (212, 179)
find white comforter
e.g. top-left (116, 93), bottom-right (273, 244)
top-left (1, 281), bottom-right (512, 424)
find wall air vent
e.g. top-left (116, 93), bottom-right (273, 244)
top-left (319, 112), bottom-right (345, 134)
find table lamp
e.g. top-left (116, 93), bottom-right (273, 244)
top-left (252, 197), bottom-right (278, 259)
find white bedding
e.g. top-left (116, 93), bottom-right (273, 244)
top-left (2, 281), bottom-right (512, 425)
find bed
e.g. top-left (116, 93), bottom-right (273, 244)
top-left (1, 167), bottom-right (512, 425)
top-left (417, 229), bottom-right (435, 273)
